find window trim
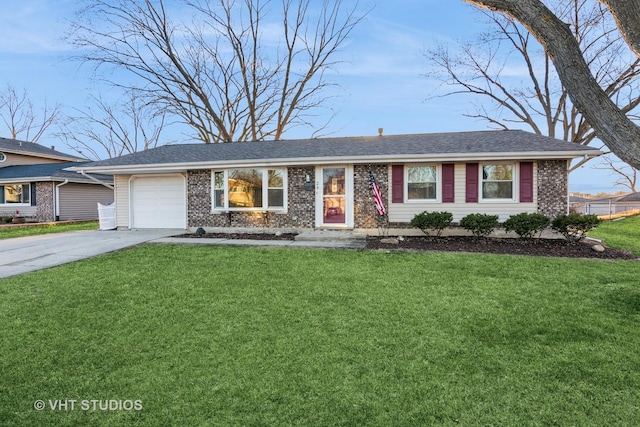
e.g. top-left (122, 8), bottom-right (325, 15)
top-left (405, 164), bottom-right (441, 203)
top-left (0, 183), bottom-right (31, 206)
top-left (479, 162), bottom-right (517, 203)
top-left (211, 168), bottom-right (288, 212)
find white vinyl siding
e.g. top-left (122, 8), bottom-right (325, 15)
top-left (58, 183), bottom-right (114, 220)
top-left (388, 163), bottom-right (538, 223)
top-left (115, 175), bottom-right (131, 228)
top-left (130, 174), bottom-right (186, 229)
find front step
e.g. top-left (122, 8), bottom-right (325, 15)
top-left (294, 230), bottom-right (367, 243)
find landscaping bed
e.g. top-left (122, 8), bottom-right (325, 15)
top-left (366, 235), bottom-right (637, 260)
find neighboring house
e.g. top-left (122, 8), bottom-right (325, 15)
top-left (69, 130), bottom-right (602, 232)
top-left (0, 137), bottom-right (114, 221)
top-left (573, 192), bottom-right (640, 216)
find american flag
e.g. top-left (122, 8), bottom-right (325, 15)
top-left (368, 170), bottom-right (386, 216)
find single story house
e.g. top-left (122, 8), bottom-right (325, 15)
top-left (0, 137), bottom-right (114, 221)
top-left (69, 130), bottom-right (602, 232)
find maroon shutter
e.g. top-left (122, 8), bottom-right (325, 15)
top-left (465, 163), bottom-right (479, 203)
top-left (520, 161), bottom-right (534, 203)
top-left (442, 164), bottom-right (455, 203)
top-left (391, 165), bottom-right (404, 203)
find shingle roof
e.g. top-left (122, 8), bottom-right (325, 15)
top-left (0, 137), bottom-right (85, 161)
top-left (75, 130), bottom-right (601, 171)
top-left (0, 162), bottom-right (113, 183)
top-left (616, 192), bottom-right (640, 202)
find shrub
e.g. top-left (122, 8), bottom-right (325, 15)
top-left (460, 213), bottom-right (499, 238)
top-left (410, 211), bottom-right (453, 237)
top-left (551, 213), bottom-right (601, 242)
top-left (504, 212), bottom-right (550, 239)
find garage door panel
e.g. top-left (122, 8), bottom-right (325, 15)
top-left (131, 175), bottom-right (186, 229)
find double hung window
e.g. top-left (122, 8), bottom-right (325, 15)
top-left (481, 164), bottom-right (514, 200)
top-left (406, 165), bottom-right (438, 201)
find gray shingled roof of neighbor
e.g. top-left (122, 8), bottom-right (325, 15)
top-left (71, 130), bottom-right (602, 172)
top-left (0, 137), bottom-right (85, 161)
top-left (0, 162), bottom-right (113, 183)
top-left (617, 192), bottom-right (640, 202)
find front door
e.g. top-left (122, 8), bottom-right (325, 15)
top-left (316, 166), bottom-right (353, 228)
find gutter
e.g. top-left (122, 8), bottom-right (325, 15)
top-left (79, 170), bottom-right (115, 190)
top-left (55, 179), bottom-right (69, 221)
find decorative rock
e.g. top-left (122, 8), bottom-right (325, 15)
top-left (592, 244), bottom-right (605, 253)
top-left (380, 238), bottom-right (399, 245)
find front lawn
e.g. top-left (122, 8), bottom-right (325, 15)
top-left (1, 245), bottom-right (639, 426)
top-left (0, 221), bottom-right (98, 240)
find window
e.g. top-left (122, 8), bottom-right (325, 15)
top-left (0, 152), bottom-right (6, 162)
top-left (213, 169), bottom-right (286, 210)
top-left (1, 184), bottom-right (30, 204)
top-left (481, 164), bottom-right (514, 200)
top-left (407, 165), bottom-right (438, 200)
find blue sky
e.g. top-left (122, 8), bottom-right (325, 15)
top-left (0, 0), bottom-right (624, 193)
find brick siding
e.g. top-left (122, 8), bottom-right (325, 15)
top-left (187, 167), bottom-right (316, 229)
top-left (537, 160), bottom-right (568, 217)
top-left (36, 182), bottom-right (55, 222)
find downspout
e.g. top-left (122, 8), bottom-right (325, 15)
top-left (55, 179), bottom-right (69, 221)
top-left (79, 170), bottom-right (114, 190)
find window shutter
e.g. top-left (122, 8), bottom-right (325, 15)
top-left (391, 165), bottom-right (404, 203)
top-left (30, 183), bottom-right (36, 206)
top-left (465, 163), bottom-right (479, 203)
top-left (442, 164), bottom-right (455, 203)
top-left (519, 161), bottom-right (534, 203)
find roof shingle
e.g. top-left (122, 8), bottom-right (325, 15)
top-left (77, 130), bottom-right (601, 170)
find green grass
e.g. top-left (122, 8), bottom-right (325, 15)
top-left (1, 245), bottom-right (640, 426)
top-left (590, 215), bottom-right (640, 255)
top-left (0, 221), bottom-right (98, 240)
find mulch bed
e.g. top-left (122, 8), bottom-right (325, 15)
top-left (174, 232), bottom-right (637, 260)
top-left (366, 236), bottom-right (638, 260)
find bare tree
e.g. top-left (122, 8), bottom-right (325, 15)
top-left (58, 92), bottom-right (168, 160)
top-left (0, 85), bottom-right (60, 142)
top-left (592, 154), bottom-right (638, 191)
top-left (427, 1), bottom-right (640, 150)
top-left (68, 0), bottom-right (365, 143)
top-left (463, 0), bottom-right (640, 169)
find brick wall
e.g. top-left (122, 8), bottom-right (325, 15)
top-left (36, 182), bottom-right (55, 222)
top-left (354, 164), bottom-right (389, 228)
top-left (537, 160), bottom-right (568, 217)
top-left (187, 167), bottom-right (316, 229)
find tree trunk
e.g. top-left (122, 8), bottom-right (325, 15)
top-left (464, 0), bottom-right (640, 169)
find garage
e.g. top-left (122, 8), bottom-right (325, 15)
top-left (130, 174), bottom-right (186, 229)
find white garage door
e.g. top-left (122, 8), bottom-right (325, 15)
top-left (131, 175), bottom-right (186, 229)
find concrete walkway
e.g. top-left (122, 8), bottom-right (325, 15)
top-left (0, 230), bottom-right (180, 279)
top-left (0, 230), bottom-right (366, 279)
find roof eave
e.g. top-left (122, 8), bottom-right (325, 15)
top-left (0, 176), bottom-right (112, 185)
top-left (69, 149), bottom-right (603, 175)
top-left (0, 148), bottom-right (85, 162)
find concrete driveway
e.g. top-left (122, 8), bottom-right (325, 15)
top-left (0, 229), bottom-right (181, 279)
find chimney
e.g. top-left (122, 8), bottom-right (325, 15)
top-left (51, 145), bottom-right (55, 151)
top-left (378, 128), bottom-right (383, 136)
